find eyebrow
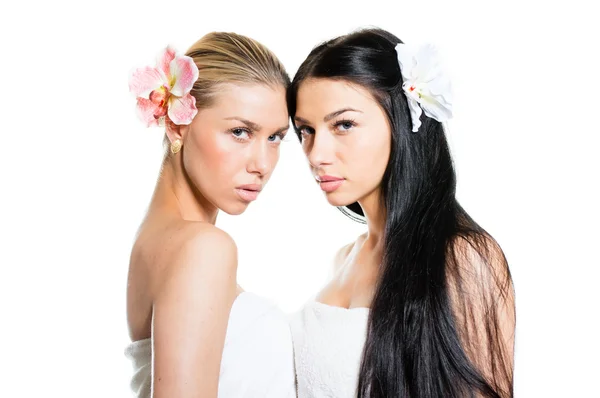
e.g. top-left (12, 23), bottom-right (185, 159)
top-left (225, 117), bottom-right (289, 133)
top-left (294, 107), bottom-right (362, 125)
top-left (225, 117), bottom-right (261, 131)
top-left (276, 125), bottom-right (291, 134)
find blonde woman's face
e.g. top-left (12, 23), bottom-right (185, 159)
top-left (181, 83), bottom-right (289, 215)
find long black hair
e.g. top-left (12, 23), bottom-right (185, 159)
top-left (288, 28), bottom-right (515, 397)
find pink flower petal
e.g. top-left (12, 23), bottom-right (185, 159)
top-left (156, 47), bottom-right (176, 81)
top-left (129, 66), bottom-right (167, 98)
top-left (167, 93), bottom-right (197, 125)
top-left (136, 97), bottom-right (161, 127)
top-left (149, 87), bottom-right (170, 108)
top-left (169, 55), bottom-right (199, 97)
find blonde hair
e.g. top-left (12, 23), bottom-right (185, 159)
top-left (185, 32), bottom-right (290, 108)
top-left (163, 32), bottom-right (289, 148)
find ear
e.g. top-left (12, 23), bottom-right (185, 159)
top-left (165, 120), bottom-right (191, 145)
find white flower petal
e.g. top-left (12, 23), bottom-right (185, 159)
top-left (406, 97), bottom-right (422, 132)
top-left (415, 44), bottom-right (441, 82)
top-left (426, 75), bottom-right (451, 97)
top-left (396, 42), bottom-right (453, 128)
top-left (395, 43), bottom-right (417, 82)
top-left (420, 96), bottom-right (452, 121)
top-left (418, 85), bottom-right (452, 121)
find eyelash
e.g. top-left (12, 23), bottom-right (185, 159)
top-left (230, 128), bottom-right (251, 142)
top-left (297, 118), bottom-right (357, 137)
top-left (333, 118), bottom-right (356, 132)
top-left (269, 132), bottom-right (287, 143)
top-left (229, 128), bottom-right (286, 143)
top-left (297, 125), bottom-right (314, 137)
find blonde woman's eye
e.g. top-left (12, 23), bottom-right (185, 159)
top-left (268, 133), bottom-right (285, 143)
top-left (231, 128), bottom-right (250, 140)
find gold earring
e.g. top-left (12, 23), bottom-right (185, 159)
top-left (170, 139), bottom-right (182, 154)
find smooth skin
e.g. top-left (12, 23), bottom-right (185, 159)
top-left (294, 78), bottom-right (515, 386)
top-left (127, 82), bottom-right (289, 398)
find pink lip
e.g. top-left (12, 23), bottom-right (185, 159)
top-left (316, 175), bottom-right (344, 182)
top-left (237, 184), bottom-right (262, 192)
top-left (235, 184), bottom-right (262, 202)
top-left (319, 180), bottom-right (344, 193)
top-left (315, 175), bottom-right (344, 193)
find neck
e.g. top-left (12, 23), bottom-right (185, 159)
top-left (358, 188), bottom-right (386, 250)
top-left (149, 155), bottom-right (218, 224)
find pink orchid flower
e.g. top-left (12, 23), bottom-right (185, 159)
top-left (129, 47), bottom-right (199, 127)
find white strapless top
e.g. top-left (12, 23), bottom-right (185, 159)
top-left (289, 301), bottom-right (370, 398)
top-left (124, 292), bottom-right (296, 398)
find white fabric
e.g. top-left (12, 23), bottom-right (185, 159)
top-left (124, 292), bottom-right (296, 398)
top-left (290, 301), bottom-right (370, 398)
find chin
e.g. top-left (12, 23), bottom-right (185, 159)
top-left (324, 192), bottom-right (357, 208)
top-left (221, 204), bottom-right (248, 216)
top-left (220, 202), bottom-right (250, 216)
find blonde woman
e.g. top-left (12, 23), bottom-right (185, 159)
top-left (125, 32), bottom-right (295, 398)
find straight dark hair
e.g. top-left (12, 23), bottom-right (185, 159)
top-left (288, 28), bottom-right (515, 397)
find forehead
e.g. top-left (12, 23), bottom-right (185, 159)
top-left (295, 78), bottom-right (378, 117)
top-left (210, 82), bottom-right (288, 124)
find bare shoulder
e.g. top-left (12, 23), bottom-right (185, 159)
top-left (447, 233), bottom-right (515, 395)
top-left (150, 221), bottom-right (239, 396)
top-left (173, 221), bottom-right (237, 255)
top-left (333, 242), bottom-right (353, 272)
top-left (152, 221), bottom-right (239, 306)
top-left (133, 220), bottom-right (238, 295)
top-left (127, 220), bottom-right (238, 342)
top-left (158, 221), bottom-right (238, 287)
top-left (449, 233), bottom-right (512, 290)
top-left (332, 233), bottom-right (366, 274)
top-left (447, 232), bottom-right (515, 339)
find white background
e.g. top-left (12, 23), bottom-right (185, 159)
top-left (1, 0), bottom-right (598, 396)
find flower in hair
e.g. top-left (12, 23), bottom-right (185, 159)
top-left (395, 43), bottom-right (453, 132)
top-left (129, 47), bottom-right (199, 127)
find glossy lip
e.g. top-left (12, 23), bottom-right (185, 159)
top-left (235, 184), bottom-right (263, 202)
top-left (319, 180), bottom-right (344, 193)
top-left (315, 175), bottom-right (344, 182)
top-left (236, 184), bottom-right (263, 192)
top-left (315, 175), bottom-right (345, 193)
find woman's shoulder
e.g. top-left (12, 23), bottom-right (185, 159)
top-left (133, 220), bottom-right (238, 297)
top-left (157, 220), bottom-right (237, 280)
top-left (449, 232), bottom-right (509, 281)
top-left (175, 221), bottom-right (236, 252)
top-left (136, 218), bottom-right (235, 259)
top-left (446, 231), bottom-right (515, 322)
top-left (332, 233), bottom-right (366, 273)
top-left (127, 221), bottom-right (238, 341)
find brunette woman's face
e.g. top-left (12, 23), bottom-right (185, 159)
top-left (294, 78), bottom-right (391, 207)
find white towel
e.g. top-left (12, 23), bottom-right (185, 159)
top-left (125, 292), bottom-right (297, 398)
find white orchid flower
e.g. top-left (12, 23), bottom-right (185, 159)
top-left (395, 43), bottom-right (453, 132)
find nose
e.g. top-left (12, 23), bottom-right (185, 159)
top-left (247, 140), bottom-right (273, 176)
top-left (306, 128), bottom-right (334, 168)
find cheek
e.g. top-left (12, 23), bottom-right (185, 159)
top-left (190, 132), bottom-right (242, 184)
top-left (270, 146), bottom-right (281, 168)
top-left (350, 130), bottom-right (391, 184)
top-left (301, 140), bottom-right (310, 157)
